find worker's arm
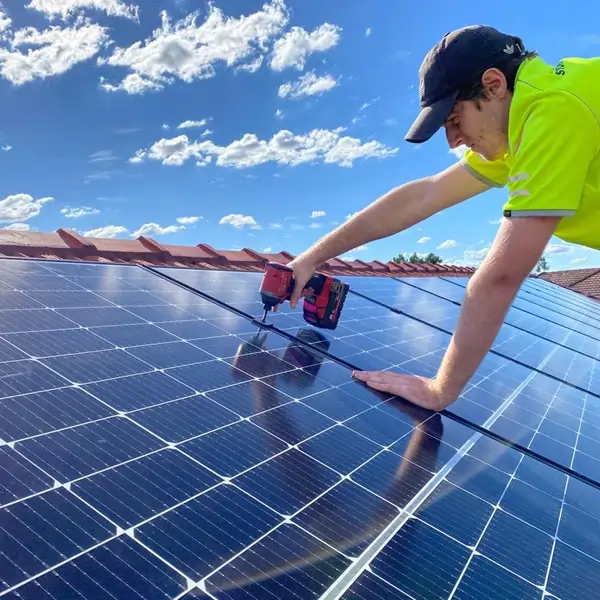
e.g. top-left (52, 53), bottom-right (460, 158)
top-left (436, 92), bottom-right (598, 403)
top-left (434, 215), bottom-right (559, 404)
top-left (353, 91), bottom-right (598, 411)
top-left (289, 161), bottom-right (491, 306)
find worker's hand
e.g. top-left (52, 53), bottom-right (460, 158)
top-left (351, 370), bottom-right (457, 412)
top-left (288, 256), bottom-right (318, 309)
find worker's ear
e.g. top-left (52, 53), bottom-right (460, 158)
top-left (481, 68), bottom-right (508, 99)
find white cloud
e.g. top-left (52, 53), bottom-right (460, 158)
top-left (236, 55), bottom-right (263, 73)
top-left (1, 144), bottom-right (10, 151)
top-left (311, 210), bottom-right (326, 218)
top-left (162, 123), bottom-right (170, 131)
top-left (308, 222), bottom-right (322, 229)
top-left (489, 217), bottom-right (502, 225)
top-left (269, 22), bottom-right (341, 71)
top-left (61, 206), bottom-right (100, 218)
top-left (88, 150), bottom-right (116, 163)
top-left (26, 0), bottom-right (138, 21)
top-left (450, 245), bottom-right (490, 267)
top-left (449, 145), bottom-right (468, 159)
top-left (341, 255), bottom-right (355, 261)
top-left (365, 27), bottom-right (372, 37)
top-left (437, 239), bottom-right (456, 249)
top-left (219, 213), bottom-right (258, 228)
top-left (278, 71), bottom-right (338, 98)
top-left (177, 119), bottom-right (208, 130)
top-left (354, 244), bottom-right (368, 251)
top-left (0, 5), bottom-right (11, 33)
top-left (2, 223), bottom-right (30, 231)
top-left (275, 108), bottom-right (284, 119)
top-left (572, 257), bottom-right (588, 264)
top-left (345, 211), bottom-right (360, 220)
top-left (83, 225), bottom-right (127, 238)
top-left (269, 222), bottom-right (282, 229)
top-left (263, 246), bottom-right (272, 252)
top-left (98, 0), bottom-right (290, 93)
top-left (545, 243), bottom-right (574, 254)
top-left (360, 97), bottom-right (379, 111)
top-left (417, 236), bottom-right (430, 244)
top-left (0, 193), bottom-right (52, 222)
top-left (100, 72), bottom-right (161, 94)
top-left (131, 127), bottom-right (397, 169)
top-left (0, 16), bottom-right (109, 85)
top-left (176, 216), bottom-right (201, 224)
top-left (132, 222), bottom-right (183, 237)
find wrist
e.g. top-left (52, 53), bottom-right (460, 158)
top-left (432, 373), bottom-right (462, 407)
top-left (291, 252), bottom-right (321, 270)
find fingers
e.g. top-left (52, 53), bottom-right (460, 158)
top-left (289, 284), bottom-right (302, 309)
top-left (352, 370), bottom-right (390, 383)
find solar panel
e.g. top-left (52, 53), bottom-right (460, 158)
top-left (155, 266), bottom-right (600, 482)
top-left (2, 258), bottom-right (600, 599)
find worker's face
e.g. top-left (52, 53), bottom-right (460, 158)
top-left (443, 69), bottom-right (511, 161)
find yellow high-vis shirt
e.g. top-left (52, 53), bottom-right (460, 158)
top-left (461, 55), bottom-right (600, 250)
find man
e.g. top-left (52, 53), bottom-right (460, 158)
top-left (287, 25), bottom-right (600, 412)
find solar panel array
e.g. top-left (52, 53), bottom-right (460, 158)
top-left (1, 256), bottom-right (599, 600)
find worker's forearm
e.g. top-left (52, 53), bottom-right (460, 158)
top-left (296, 178), bottom-right (434, 266)
top-left (436, 273), bottom-right (520, 401)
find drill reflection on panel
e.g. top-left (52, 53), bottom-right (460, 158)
top-left (232, 328), bottom-right (331, 385)
top-left (258, 261), bottom-right (349, 330)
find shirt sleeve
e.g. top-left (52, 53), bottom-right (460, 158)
top-left (460, 148), bottom-right (509, 188)
top-left (503, 92), bottom-right (599, 218)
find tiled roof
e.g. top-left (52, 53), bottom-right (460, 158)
top-left (0, 228), bottom-right (478, 277)
top-left (538, 267), bottom-right (600, 300)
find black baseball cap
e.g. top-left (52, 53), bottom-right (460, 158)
top-left (405, 25), bottom-right (524, 143)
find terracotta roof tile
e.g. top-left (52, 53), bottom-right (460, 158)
top-left (0, 228), bottom-right (560, 293)
top-left (538, 268), bottom-right (600, 288)
top-left (569, 274), bottom-right (600, 299)
top-left (536, 267), bottom-right (600, 301)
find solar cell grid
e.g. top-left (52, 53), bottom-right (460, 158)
top-left (523, 277), bottom-right (600, 312)
top-left (334, 275), bottom-right (600, 399)
top-left (1, 258), bottom-right (600, 600)
top-left (154, 266), bottom-right (600, 477)
top-left (410, 275), bottom-right (600, 344)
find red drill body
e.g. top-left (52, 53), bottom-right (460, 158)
top-left (259, 262), bottom-right (348, 330)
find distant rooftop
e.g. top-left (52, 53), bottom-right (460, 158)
top-left (538, 267), bottom-right (600, 300)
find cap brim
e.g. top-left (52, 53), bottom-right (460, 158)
top-left (404, 91), bottom-right (458, 143)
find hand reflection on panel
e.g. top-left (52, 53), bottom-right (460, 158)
top-left (201, 330), bottom-right (448, 596)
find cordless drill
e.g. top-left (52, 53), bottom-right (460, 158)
top-left (259, 262), bottom-right (349, 330)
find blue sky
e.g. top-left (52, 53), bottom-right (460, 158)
top-left (0, 0), bottom-right (599, 270)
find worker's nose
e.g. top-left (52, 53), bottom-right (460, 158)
top-left (445, 124), bottom-right (465, 149)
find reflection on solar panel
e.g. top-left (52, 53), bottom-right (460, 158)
top-left (1, 257), bottom-right (599, 599)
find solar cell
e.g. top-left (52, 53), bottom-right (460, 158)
top-left (2, 257), bottom-right (600, 600)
